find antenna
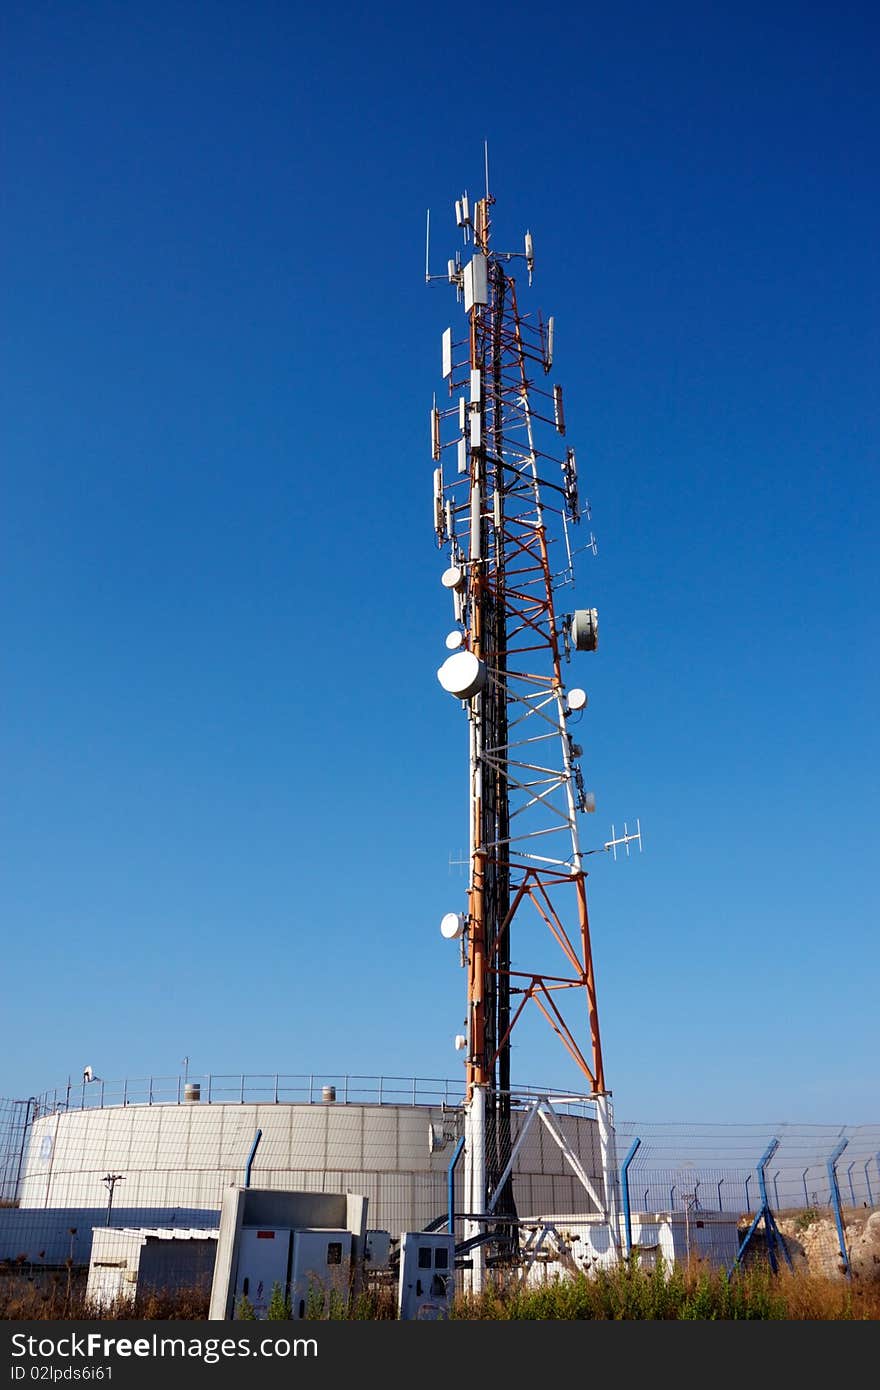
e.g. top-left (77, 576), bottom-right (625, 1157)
top-left (604, 820), bottom-right (643, 861)
top-left (426, 164), bottom-right (623, 1293)
top-left (425, 210), bottom-right (454, 284)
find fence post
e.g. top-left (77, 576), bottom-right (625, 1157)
top-left (846, 1161), bottom-right (857, 1208)
top-left (448, 1135), bottom-right (466, 1237)
top-left (717, 1177), bottom-right (724, 1211)
top-left (827, 1138), bottom-right (850, 1277)
top-left (621, 1139), bottom-right (641, 1258)
top-left (772, 1171), bottom-right (780, 1211)
top-left (745, 1174), bottom-right (752, 1210)
top-left (12, 1099), bottom-right (34, 1198)
top-left (865, 1160), bottom-right (874, 1209)
top-left (730, 1137), bottom-right (792, 1276)
top-left (802, 1168), bottom-right (810, 1207)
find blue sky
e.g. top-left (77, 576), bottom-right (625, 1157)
top-left (1, 1), bottom-right (877, 1124)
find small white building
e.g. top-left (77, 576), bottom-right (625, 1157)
top-left (86, 1227), bottom-right (218, 1309)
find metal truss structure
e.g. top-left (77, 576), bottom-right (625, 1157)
top-left (428, 171), bottom-right (634, 1286)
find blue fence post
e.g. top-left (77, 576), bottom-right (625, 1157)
top-left (744, 1174), bottom-right (752, 1210)
top-left (621, 1139), bottom-right (641, 1258)
top-left (802, 1168), bottom-right (810, 1207)
top-left (846, 1161), bottom-right (857, 1209)
top-left (717, 1177), bottom-right (724, 1212)
top-left (730, 1137), bottom-right (792, 1276)
top-left (448, 1136), bottom-right (465, 1236)
top-left (670, 1184), bottom-right (676, 1210)
top-left (772, 1171), bottom-right (780, 1211)
top-left (865, 1160), bottom-right (874, 1209)
top-left (244, 1130), bottom-right (262, 1188)
top-left (827, 1138), bottom-right (850, 1277)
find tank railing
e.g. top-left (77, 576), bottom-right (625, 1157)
top-left (25, 1073), bottom-right (599, 1121)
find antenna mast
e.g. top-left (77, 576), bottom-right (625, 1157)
top-left (429, 176), bottom-right (618, 1289)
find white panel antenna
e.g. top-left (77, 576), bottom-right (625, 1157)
top-left (545, 315), bottom-right (555, 373)
top-left (463, 254), bottom-right (488, 313)
top-left (442, 328), bottom-right (453, 379)
top-left (431, 400), bottom-right (441, 461)
top-left (433, 467), bottom-right (445, 540)
top-left (553, 385), bottom-right (565, 435)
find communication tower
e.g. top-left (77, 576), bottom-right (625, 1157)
top-left (428, 160), bottom-right (638, 1287)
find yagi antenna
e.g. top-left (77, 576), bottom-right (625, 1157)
top-left (605, 820), bottom-right (643, 862)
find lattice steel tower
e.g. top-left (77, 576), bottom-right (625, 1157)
top-left (428, 168), bottom-right (632, 1286)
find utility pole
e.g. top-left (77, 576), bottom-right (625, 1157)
top-left (102, 1173), bottom-right (125, 1226)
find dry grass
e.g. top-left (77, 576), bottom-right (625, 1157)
top-left (0, 1272), bottom-right (209, 1321)
top-left (2, 1262), bottom-right (877, 1320)
top-left (452, 1260), bottom-right (880, 1321)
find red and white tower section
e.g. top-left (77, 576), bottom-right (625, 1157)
top-left (429, 181), bottom-right (632, 1286)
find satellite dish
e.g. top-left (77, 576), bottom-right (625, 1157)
top-left (82, 1066), bottom-right (94, 1083)
top-left (454, 1035), bottom-right (467, 1051)
top-left (567, 688), bottom-right (588, 712)
top-left (571, 609), bottom-right (599, 652)
top-left (441, 565), bottom-right (465, 591)
top-left (583, 792), bottom-right (596, 814)
top-left (428, 1123), bottom-right (450, 1154)
top-left (440, 912), bottom-right (464, 940)
top-left (437, 650), bottom-right (486, 700)
top-left (445, 630), bottom-right (464, 651)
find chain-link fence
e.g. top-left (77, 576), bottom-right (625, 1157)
top-left (0, 1074), bottom-right (877, 1314)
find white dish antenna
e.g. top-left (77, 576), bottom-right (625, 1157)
top-left (445, 630), bottom-right (464, 651)
top-left (440, 911), bottom-right (465, 940)
top-left (571, 609), bottom-right (599, 652)
top-left (441, 564), bottom-right (465, 591)
top-left (437, 650), bottom-right (486, 700)
top-left (567, 688), bottom-right (588, 712)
